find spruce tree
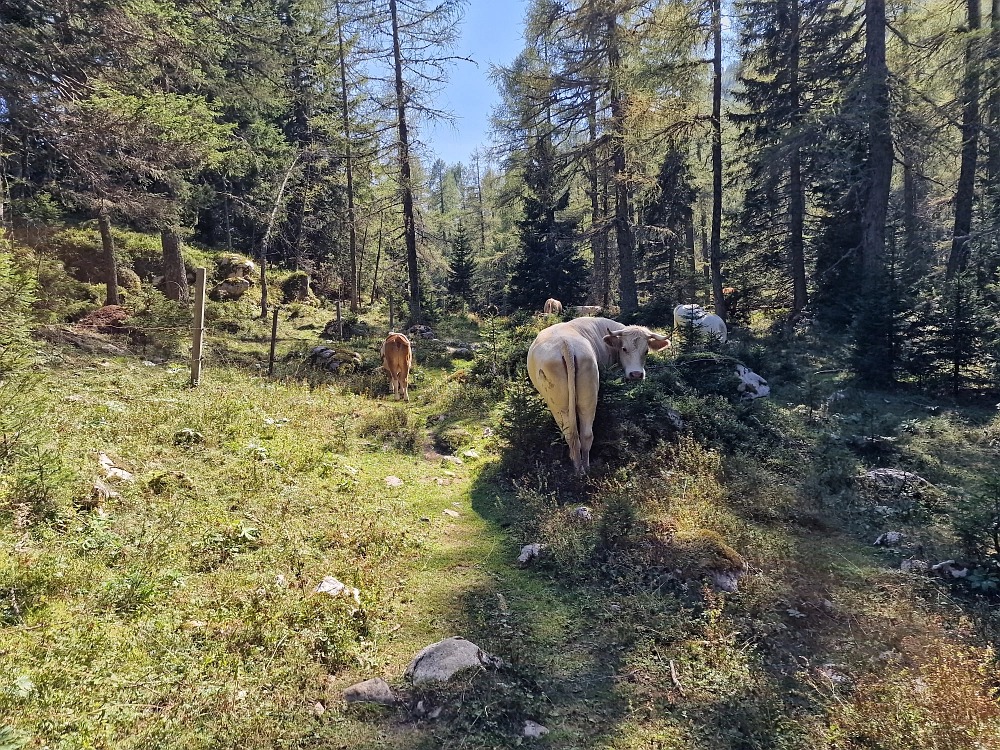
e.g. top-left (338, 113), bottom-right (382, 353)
top-left (507, 135), bottom-right (587, 310)
top-left (447, 222), bottom-right (476, 307)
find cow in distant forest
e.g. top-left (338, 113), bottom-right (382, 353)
top-left (380, 333), bottom-right (412, 402)
top-left (527, 317), bottom-right (671, 475)
top-left (673, 304), bottom-right (728, 344)
top-left (543, 298), bottom-right (563, 315)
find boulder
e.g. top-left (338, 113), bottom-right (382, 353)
top-left (342, 677), bottom-right (395, 706)
top-left (735, 365), bottom-right (770, 401)
top-left (518, 543), bottom-right (544, 564)
top-left (314, 576), bottom-right (361, 604)
top-left (308, 346), bottom-right (363, 374)
top-left (216, 253), bottom-right (257, 280)
top-left (523, 721), bottom-right (549, 738)
top-left (210, 277), bottom-right (251, 301)
top-left (408, 324), bottom-right (434, 339)
top-left (405, 637), bottom-right (498, 684)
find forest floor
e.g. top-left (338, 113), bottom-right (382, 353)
top-left (2, 290), bottom-right (1000, 749)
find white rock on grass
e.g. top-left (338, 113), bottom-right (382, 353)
top-left (98, 453), bottom-right (134, 482)
top-left (405, 637), bottom-right (498, 684)
top-left (572, 507), bottom-right (593, 521)
top-left (314, 576), bottom-right (361, 604)
top-left (518, 543), bottom-right (544, 564)
top-left (931, 560), bottom-right (969, 578)
top-left (901, 559), bottom-right (929, 573)
top-left (342, 677), bottom-right (395, 706)
top-left (385, 476), bottom-right (404, 487)
top-left (442, 455), bottom-right (464, 466)
top-left (874, 531), bottom-right (904, 546)
top-left (523, 720), bottom-right (549, 738)
top-left (443, 509), bottom-right (460, 518)
top-left (462, 449), bottom-right (480, 459)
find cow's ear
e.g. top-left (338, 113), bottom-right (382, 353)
top-left (603, 328), bottom-right (621, 347)
top-left (648, 335), bottom-right (671, 352)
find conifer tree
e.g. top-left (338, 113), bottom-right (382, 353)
top-left (447, 222), bottom-right (476, 306)
top-left (507, 135), bottom-right (587, 309)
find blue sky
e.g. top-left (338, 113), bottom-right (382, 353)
top-left (420, 0), bottom-right (528, 166)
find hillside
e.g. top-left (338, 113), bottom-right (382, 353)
top-left (1, 237), bottom-right (999, 749)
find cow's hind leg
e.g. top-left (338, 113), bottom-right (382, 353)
top-left (576, 358), bottom-right (599, 472)
top-left (536, 368), bottom-right (582, 473)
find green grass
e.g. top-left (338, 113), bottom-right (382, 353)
top-left (2, 279), bottom-right (1000, 749)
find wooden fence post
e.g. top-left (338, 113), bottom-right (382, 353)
top-left (336, 298), bottom-right (343, 340)
top-left (267, 306), bottom-right (279, 376)
top-left (190, 267), bottom-right (207, 386)
top-left (388, 290), bottom-right (394, 332)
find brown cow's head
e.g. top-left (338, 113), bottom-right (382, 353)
top-left (603, 326), bottom-right (671, 381)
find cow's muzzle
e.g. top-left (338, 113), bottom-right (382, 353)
top-left (627, 370), bottom-right (645, 381)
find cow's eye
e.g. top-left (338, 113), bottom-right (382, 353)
top-left (622, 347), bottom-right (628, 353)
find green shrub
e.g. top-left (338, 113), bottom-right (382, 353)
top-left (358, 404), bottom-right (422, 452)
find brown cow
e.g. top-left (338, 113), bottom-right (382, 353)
top-left (381, 333), bottom-right (412, 402)
top-left (543, 298), bottom-right (563, 315)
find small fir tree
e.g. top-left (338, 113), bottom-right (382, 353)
top-left (507, 135), bottom-right (587, 309)
top-left (447, 222), bottom-right (476, 307)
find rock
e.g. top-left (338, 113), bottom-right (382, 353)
top-left (210, 277), bottom-right (251, 301)
top-left (735, 365), bottom-right (770, 401)
top-left (816, 665), bottom-right (850, 685)
top-left (81, 479), bottom-right (118, 509)
top-left (462, 449), bottom-right (480, 460)
top-left (343, 677), bottom-right (395, 706)
top-left (408, 324), bottom-right (434, 339)
top-left (442, 455), bottom-right (464, 466)
top-left (518, 543), bottom-right (544, 564)
top-left (443, 509), bottom-right (460, 518)
top-left (523, 720), bottom-right (549, 738)
top-left (665, 407), bottom-right (684, 429)
top-left (931, 560), bottom-right (969, 578)
top-left (405, 637), bottom-right (497, 684)
top-left (314, 576), bottom-right (361, 604)
top-left (874, 531), bottom-right (904, 546)
top-left (385, 476), bottom-right (404, 487)
top-left (427, 705), bottom-right (443, 719)
top-left (482, 427), bottom-right (494, 438)
top-left (173, 428), bottom-right (204, 446)
top-left (216, 253), bottom-right (257, 280)
top-left (712, 570), bottom-right (741, 593)
top-left (861, 468), bottom-right (927, 487)
top-left (98, 453), bottom-right (134, 482)
top-left (572, 507), bottom-right (593, 521)
top-left (312, 701), bottom-right (326, 716)
top-left (436, 478), bottom-right (452, 486)
top-left (901, 558), bottom-right (929, 573)
top-left (308, 346), bottom-right (363, 374)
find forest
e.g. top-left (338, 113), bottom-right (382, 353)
top-left (2, 0), bottom-right (1000, 748)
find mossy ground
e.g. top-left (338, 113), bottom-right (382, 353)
top-left (1, 280), bottom-right (999, 749)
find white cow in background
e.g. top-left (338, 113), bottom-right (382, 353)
top-left (673, 304), bottom-right (728, 344)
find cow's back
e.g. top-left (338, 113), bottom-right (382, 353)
top-left (382, 333), bottom-right (411, 369)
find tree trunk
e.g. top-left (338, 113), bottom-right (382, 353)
top-left (946, 0), bottom-right (982, 279)
top-left (788, 0), bottom-right (807, 313)
top-left (608, 15), bottom-right (638, 315)
top-left (861, 0), bottom-right (892, 280)
top-left (986, 0), bottom-right (1000, 275)
top-left (161, 227), bottom-right (189, 303)
top-left (390, 0), bottom-right (421, 324)
top-left (98, 209), bottom-right (120, 307)
top-left (588, 95), bottom-right (605, 305)
top-left (709, 0), bottom-right (727, 320)
top-left (336, 1), bottom-right (359, 311)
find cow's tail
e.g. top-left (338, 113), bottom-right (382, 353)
top-left (559, 339), bottom-right (581, 471)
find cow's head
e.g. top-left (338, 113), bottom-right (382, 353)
top-left (603, 326), bottom-right (671, 381)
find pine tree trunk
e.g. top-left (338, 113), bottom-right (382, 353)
top-left (861, 0), bottom-right (892, 280)
top-left (788, 0), bottom-right (807, 313)
top-left (98, 209), bottom-right (120, 307)
top-left (588, 96), bottom-right (604, 305)
top-left (986, 0), bottom-right (1000, 274)
top-left (947, 0), bottom-right (982, 279)
top-left (390, 0), bottom-right (421, 324)
top-left (161, 227), bottom-right (189, 303)
top-left (710, 0), bottom-right (727, 320)
top-left (608, 16), bottom-right (638, 314)
top-left (336, 1), bottom-right (359, 312)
